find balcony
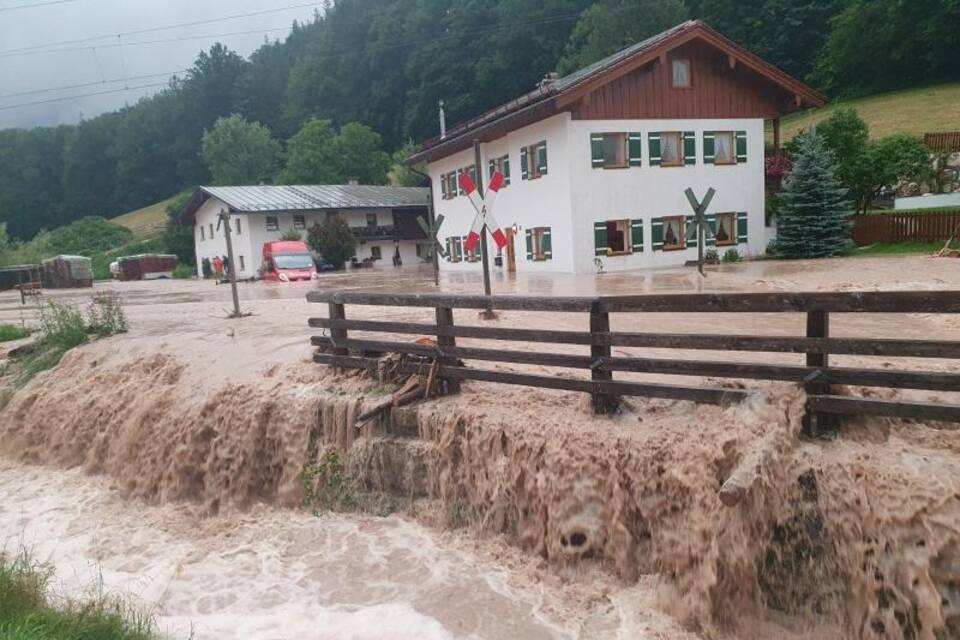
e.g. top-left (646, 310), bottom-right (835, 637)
top-left (352, 225), bottom-right (398, 240)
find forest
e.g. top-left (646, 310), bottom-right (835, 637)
top-left (0, 0), bottom-right (958, 241)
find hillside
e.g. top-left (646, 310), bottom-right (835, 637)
top-left (773, 83), bottom-right (960, 143)
top-left (110, 196), bottom-right (177, 239)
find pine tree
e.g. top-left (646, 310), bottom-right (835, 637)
top-left (774, 131), bottom-right (852, 259)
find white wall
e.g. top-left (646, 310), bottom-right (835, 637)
top-left (195, 202), bottom-right (428, 275)
top-left (427, 116), bottom-right (768, 275)
top-left (568, 118), bottom-right (767, 273)
top-left (429, 113), bottom-right (576, 274)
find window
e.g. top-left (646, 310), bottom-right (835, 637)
top-left (489, 155), bottom-right (511, 186)
top-left (521, 141), bottom-right (547, 180)
top-left (672, 59), bottom-right (691, 88)
top-left (446, 236), bottom-right (463, 263)
top-left (366, 213), bottom-right (378, 228)
top-left (526, 227), bottom-right (552, 261)
top-left (662, 216), bottom-right (685, 250)
top-left (266, 216), bottom-right (279, 231)
top-left (440, 171), bottom-right (458, 200)
top-left (209, 223), bottom-right (214, 238)
top-left (713, 132), bottom-right (735, 165)
top-left (714, 212), bottom-right (737, 246)
top-left (234, 218), bottom-right (241, 234)
top-left (370, 246), bottom-right (381, 260)
top-left (293, 215), bottom-right (306, 230)
top-left (456, 165), bottom-right (477, 195)
top-left (239, 255), bottom-right (245, 271)
top-left (200, 225), bottom-right (205, 241)
top-left (660, 132), bottom-right (683, 167)
top-left (606, 219), bottom-right (632, 255)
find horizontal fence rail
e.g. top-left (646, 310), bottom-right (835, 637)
top-left (306, 289), bottom-right (960, 430)
top-left (851, 210), bottom-right (960, 246)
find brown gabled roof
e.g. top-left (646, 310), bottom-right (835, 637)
top-left (409, 20), bottom-right (826, 164)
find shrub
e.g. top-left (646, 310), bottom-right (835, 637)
top-left (44, 217), bottom-right (134, 256)
top-left (172, 263), bottom-right (194, 279)
top-left (704, 248), bottom-right (720, 264)
top-left (302, 448), bottom-right (355, 512)
top-left (87, 293), bottom-right (128, 338)
top-left (280, 229), bottom-right (303, 242)
top-left (307, 218), bottom-right (356, 269)
top-left (722, 248), bottom-right (742, 263)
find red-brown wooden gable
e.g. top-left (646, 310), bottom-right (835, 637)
top-left (570, 42), bottom-right (789, 121)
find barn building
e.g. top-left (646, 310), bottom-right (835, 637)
top-left (409, 20), bottom-right (826, 274)
top-left (179, 185), bottom-right (430, 278)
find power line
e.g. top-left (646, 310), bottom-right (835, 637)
top-left (0, 81), bottom-right (169, 111)
top-left (0, 0), bottom-right (78, 12)
top-left (0, 2), bottom-right (319, 55)
top-left (0, 26), bottom-right (294, 59)
top-left (0, 69), bottom-right (188, 99)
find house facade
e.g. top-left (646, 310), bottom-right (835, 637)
top-left (410, 20), bottom-right (825, 274)
top-left (179, 185), bottom-right (430, 278)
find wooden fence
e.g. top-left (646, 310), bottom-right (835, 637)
top-left (852, 210), bottom-right (960, 246)
top-left (307, 290), bottom-right (960, 430)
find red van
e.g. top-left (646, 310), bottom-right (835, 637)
top-left (261, 241), bottom-right (318, 282)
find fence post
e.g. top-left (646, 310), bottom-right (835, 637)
top-left (328, 301), bottom-right (348, 360)
top-left (803, 309), bottom-right (837, 436)
top-left (590, 302), bottom-right (618, 414)
top-left (435, 306), bottom-right (461, 395)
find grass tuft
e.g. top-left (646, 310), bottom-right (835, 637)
top-left (0, 325), bottom-right (31, 343)
top-left (853, 242), bottom-right (948, 256)
top-left (0, 549), bottom-right (155, 640)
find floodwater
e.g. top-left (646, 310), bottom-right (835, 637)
top-left (0, 254), bottom-right (957, 639)
top-left (0, 461), bottom-right (577, 640)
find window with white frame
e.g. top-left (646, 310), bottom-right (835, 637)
top-left (266, 216), bottom-right (279, 231)
top-left (234, 218), bottom-right (241, 234)
top-left (200, 225), bottom-right (205, 241)
top-left (489, 155), bottom-right (511, 186)
top-left (293, 214), bottom-right (306, 230)
top-left (366, 213), bottom-right (378, 227)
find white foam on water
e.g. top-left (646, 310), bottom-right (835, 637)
top-left (0, 461), bottom-right (572, 640)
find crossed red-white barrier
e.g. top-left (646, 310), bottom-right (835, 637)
top-left (459, 171), bottom-right (508, 252)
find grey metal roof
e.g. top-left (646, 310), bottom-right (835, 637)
top-left (201, 185), bottom-right (428, 212)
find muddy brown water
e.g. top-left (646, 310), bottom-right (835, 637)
top-left (0, 255), bottom-right (958, 639)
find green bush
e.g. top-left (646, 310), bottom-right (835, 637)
top-left (44, 217), bottom-right (134, 256)
top-left (307, 218), bottom-right (356, 269)
top-left (722, 248), bottom-right (742, 263)
top-left (704, 248), bottom-right (720, 264)
top-left (172, 263), bottom-right (194, 279)
top-left (0, 325), bottom-right (31, 342)
top-left (87, 293), bottom-right (128, 338)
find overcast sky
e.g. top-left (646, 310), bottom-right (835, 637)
top-left (0, 0), bottom-right (321, 129)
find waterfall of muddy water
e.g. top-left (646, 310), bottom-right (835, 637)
top-left (0, 461), bottom-right (580, 639)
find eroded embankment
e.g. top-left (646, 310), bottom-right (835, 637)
top-left (1, 347), bottom-right (958, 639)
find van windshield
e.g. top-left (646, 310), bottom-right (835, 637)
top-left (274, 254), bottom-right (314, 270)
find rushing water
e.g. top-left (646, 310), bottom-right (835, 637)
top-left (0, 461), bottom-right (574, 639)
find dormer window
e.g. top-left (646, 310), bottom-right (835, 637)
top-left (672, 59), bottom-right (691, 88)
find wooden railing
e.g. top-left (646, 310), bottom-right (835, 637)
top-left (852, 210), bottom-right (960, 246)
top-left (307, 290), bottom-right (960, 430)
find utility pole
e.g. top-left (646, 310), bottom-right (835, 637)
top-left (473, 138), bottom-right (496, 318)
top-left (217, 209), bottom-right (243, 318)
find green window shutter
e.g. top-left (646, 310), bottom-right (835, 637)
top-left (440, 174), bottom-right (448, 200)
top-left (630, 219), bottom-right (643, 252)
top-left (736, 131), bottom-right (747, 163)
top-left (537, 141), bottom-right (548, 175)
top-left (651, 218), bottom-right (664, 250)
top-left (683, 132), bottom-right (696, 165)
top-left (649, 133), bottom-right (661, 166)
top-left (503, 157), bottom-right (511, 185)
top-left (456, 168), bottom-right (464, 195)
top-left (445, 237), bottom-right (451, 261)
top-left (703, 132), bottom-right (715, 164)
top-left (520, 147), bottom-right (529, 180)
top-left (737, 211), bottom-right (748, 243)
top-left (488, 160), bottom-right (496, 179)
top-left (590, 134), bottom-right (604, 168)
top-left (542, 228), bottom-right (552, 259)
top-left (628, 133), bottom-right (642, 166)
top-left (706, 214), bottom-right (717, 246)
top-left (525, 229), bottom-right (533, 260)
top-left (593, 222), bottom-right (608, 256)
top-left (685, 216), bottom-right (698, 248)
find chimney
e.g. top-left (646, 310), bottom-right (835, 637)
top-left (347, 177), bottom-right (359, 186)
top-left (539, 72), bottom-right (560, 91)
top-left (439, 99), bottom-right (447, 139)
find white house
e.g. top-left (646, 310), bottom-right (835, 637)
top-left (179, 185), bottom-right (431, 278)
top-left (409, 20), bottom-right (826, 274)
